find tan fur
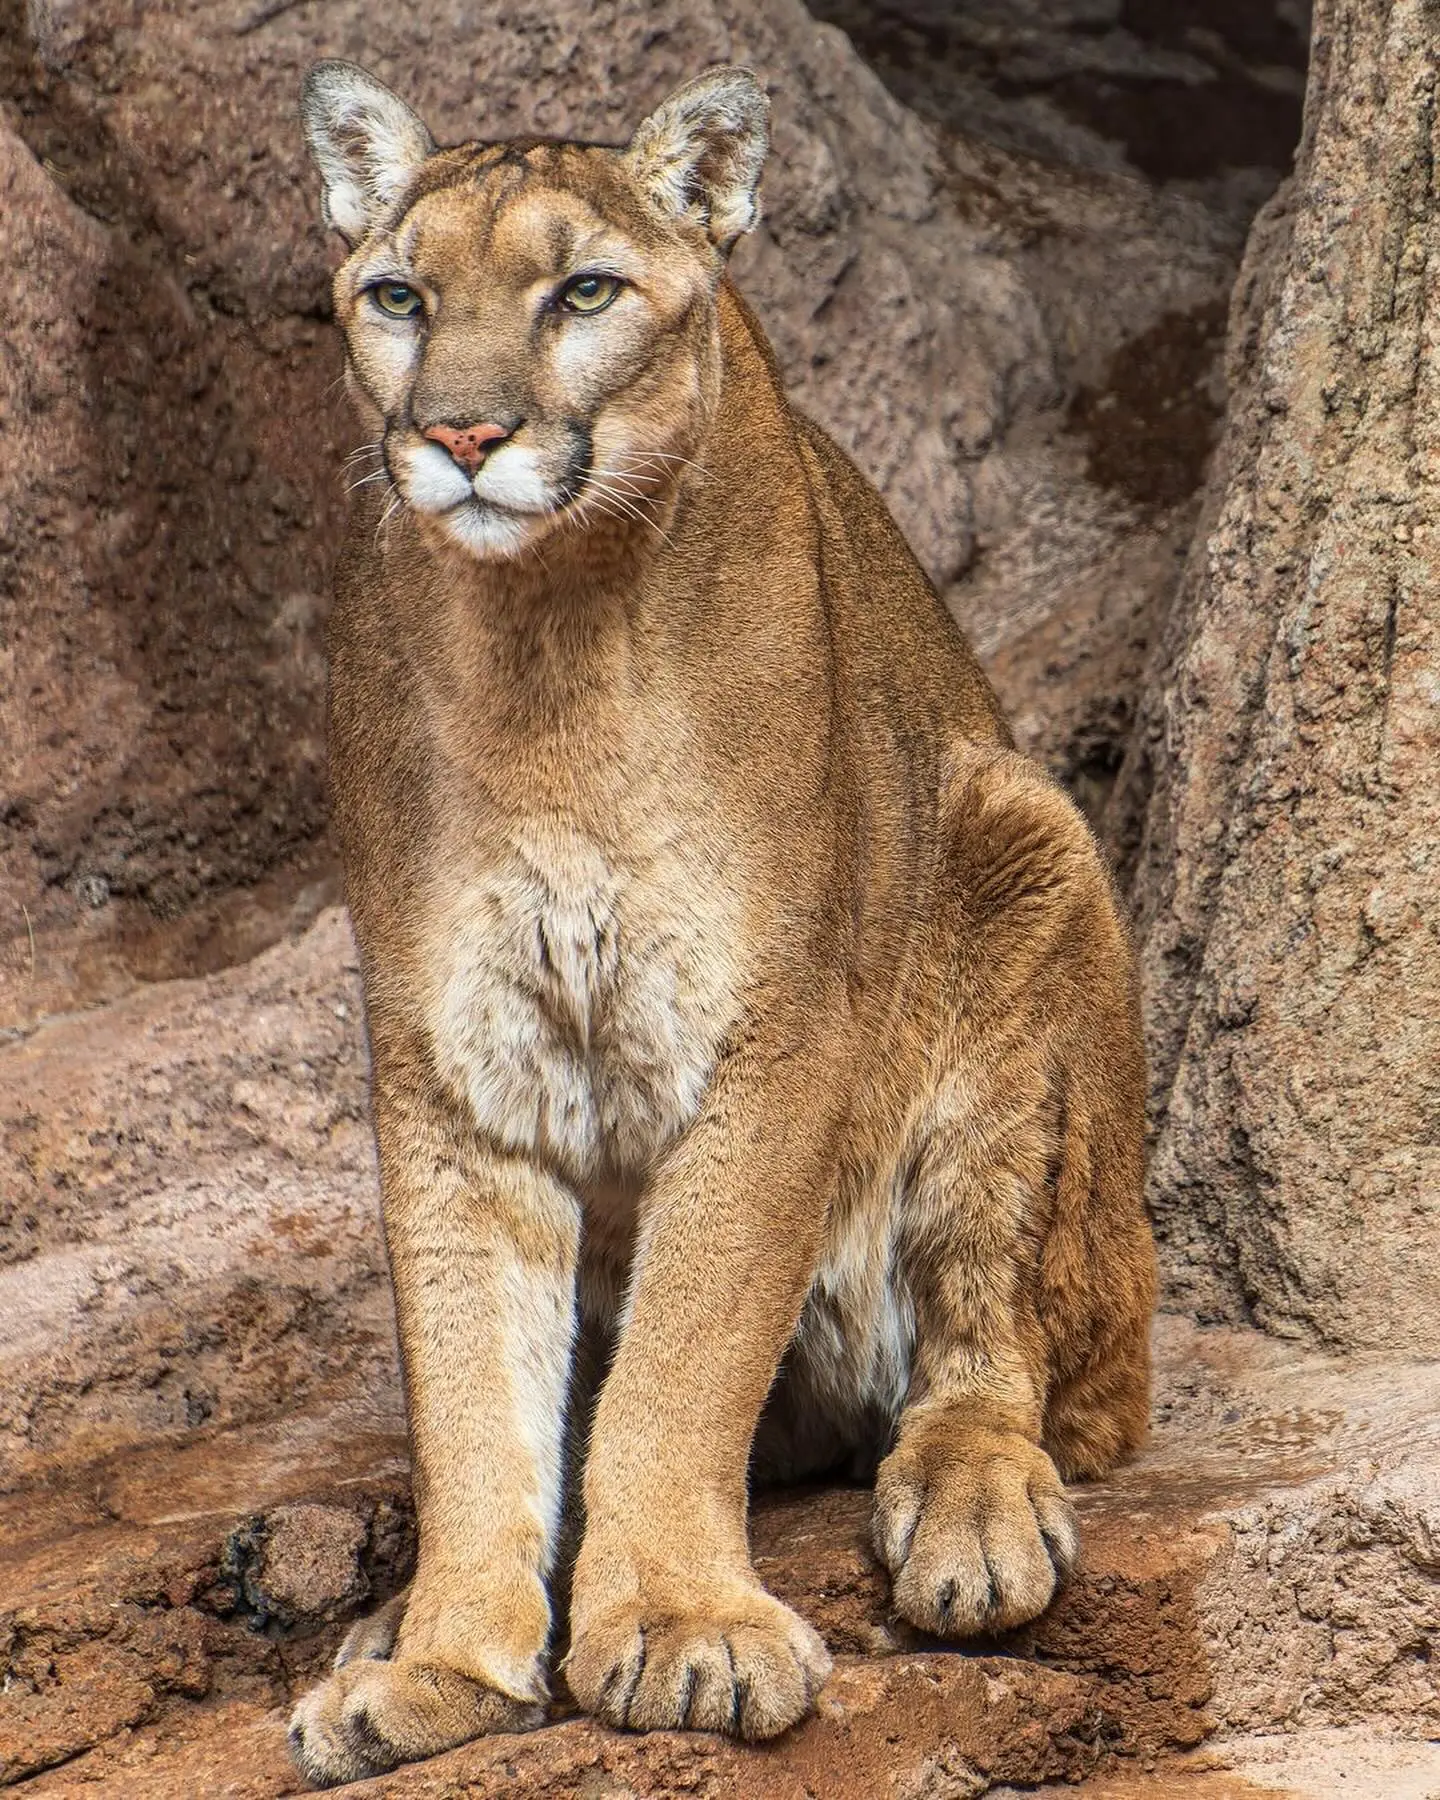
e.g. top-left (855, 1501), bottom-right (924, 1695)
top-left (290, 61), bottom-right (1157, 1787)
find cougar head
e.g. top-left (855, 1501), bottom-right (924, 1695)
top-left (301, 61), bottom-right (768, 561)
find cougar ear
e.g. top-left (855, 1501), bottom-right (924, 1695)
top-left (625, 66), bottom-right (769, 253)
top-left (301, 60), bottom-right (435, 244)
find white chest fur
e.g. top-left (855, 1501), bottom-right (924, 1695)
top-left (423, 818), bottom-right (740, 1182)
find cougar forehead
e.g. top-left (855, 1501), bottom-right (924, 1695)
top-left (336, 143), bottom-right (720, 562)
top-left (372, 143), bottom-right (699, 292)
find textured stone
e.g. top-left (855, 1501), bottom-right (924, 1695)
top-left (1004, 1731), bottom-right (1440, 1800)
top-left (806, 0), bottom-right (1310, 223)
top-left (0, 908), bottom-right (387, 1489)
top-left (225, 1504), bottom-right (370, 1630)
top-left (1112, 0), bottom-right (1440, 1351)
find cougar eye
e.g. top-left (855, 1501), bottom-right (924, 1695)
top-left (560, 273), bottom-right (621, 315)
top-left (370, 282), bottom-right (423, 319)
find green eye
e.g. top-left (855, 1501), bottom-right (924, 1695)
top-left (370, 282), bottom-right (423, 319)
top-left (560, 273), bottom-right (621, 314)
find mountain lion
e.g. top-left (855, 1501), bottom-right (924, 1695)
top-left (289, 58), bottom-right (1156, 1787)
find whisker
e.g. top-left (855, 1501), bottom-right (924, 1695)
top-left (580, 471), bottom-right (644, 507)
top-left (589, 486), bottom-right (653, 517)
top-left (578, 492), bottom-right (629, 526)
top-left (584, 482), bottom-right (652, 524)
top-left (585, 469), bottom-right (658, 505)
top-left (612, 447), bottom-right (705, 466)
top-left (596, 470), bottom-right (663, 499)
top-left (612, 449), bottom-right (710, 477)
top-left (603, 459), bottom-right (662, 479)
top-left (573, 489), bottom-right (638, 534)
top-left (582, 477), bottom-right (675, 548)
top-left (375, 483), bottom-right (404, 550)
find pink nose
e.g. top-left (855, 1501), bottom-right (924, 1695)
top-left (423, 420), bottom-right (513, 475)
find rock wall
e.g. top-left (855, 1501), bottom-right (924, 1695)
top-left (1114, 0), bottom-right (1440, 1351)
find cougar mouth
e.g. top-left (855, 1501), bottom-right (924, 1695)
top-left (390, 418), bottom-right (683, 560)
top-left (395, 421), bottom-right (596, 544)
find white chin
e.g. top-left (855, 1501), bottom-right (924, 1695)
top-left (441, 502), bottom-right (533, 559)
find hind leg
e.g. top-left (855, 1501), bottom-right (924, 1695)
top-left (873, 1062), bottom-right (1082, 1636)
top-left (874, 749), bottom-right (1153, 1638)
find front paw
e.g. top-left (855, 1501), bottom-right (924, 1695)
top-left (874, 1426), bottom-right (1079, 1636)
top-left (288, 1594), bottom-right (545, 1787)
top-left (565, 1581), bottom-right (832, 1740)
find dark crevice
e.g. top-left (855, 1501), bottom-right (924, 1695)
top-left (805, 0), bottom-right (1310, 204)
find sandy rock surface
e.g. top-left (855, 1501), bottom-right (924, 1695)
top-left (0, 909), bottom-right (387, 1490)
top-left (3, 1264), bottom-right (1436, 1793)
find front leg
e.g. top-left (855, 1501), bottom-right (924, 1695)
top-left (289, 1048), bottom-right (579, 1786)
top-left (564, 1022), bottom-right (843, 1739)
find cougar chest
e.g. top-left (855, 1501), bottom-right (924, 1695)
top-left (423, 818), bottom-right (740, 1181)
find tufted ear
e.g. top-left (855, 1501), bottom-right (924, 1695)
top-left (301, 60), bottom-right (435, 245)
top-left (625, 67), bottom-right (770, 253)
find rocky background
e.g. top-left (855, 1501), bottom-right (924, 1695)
top-left (2, 0), bottom-right (1438, 1795)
